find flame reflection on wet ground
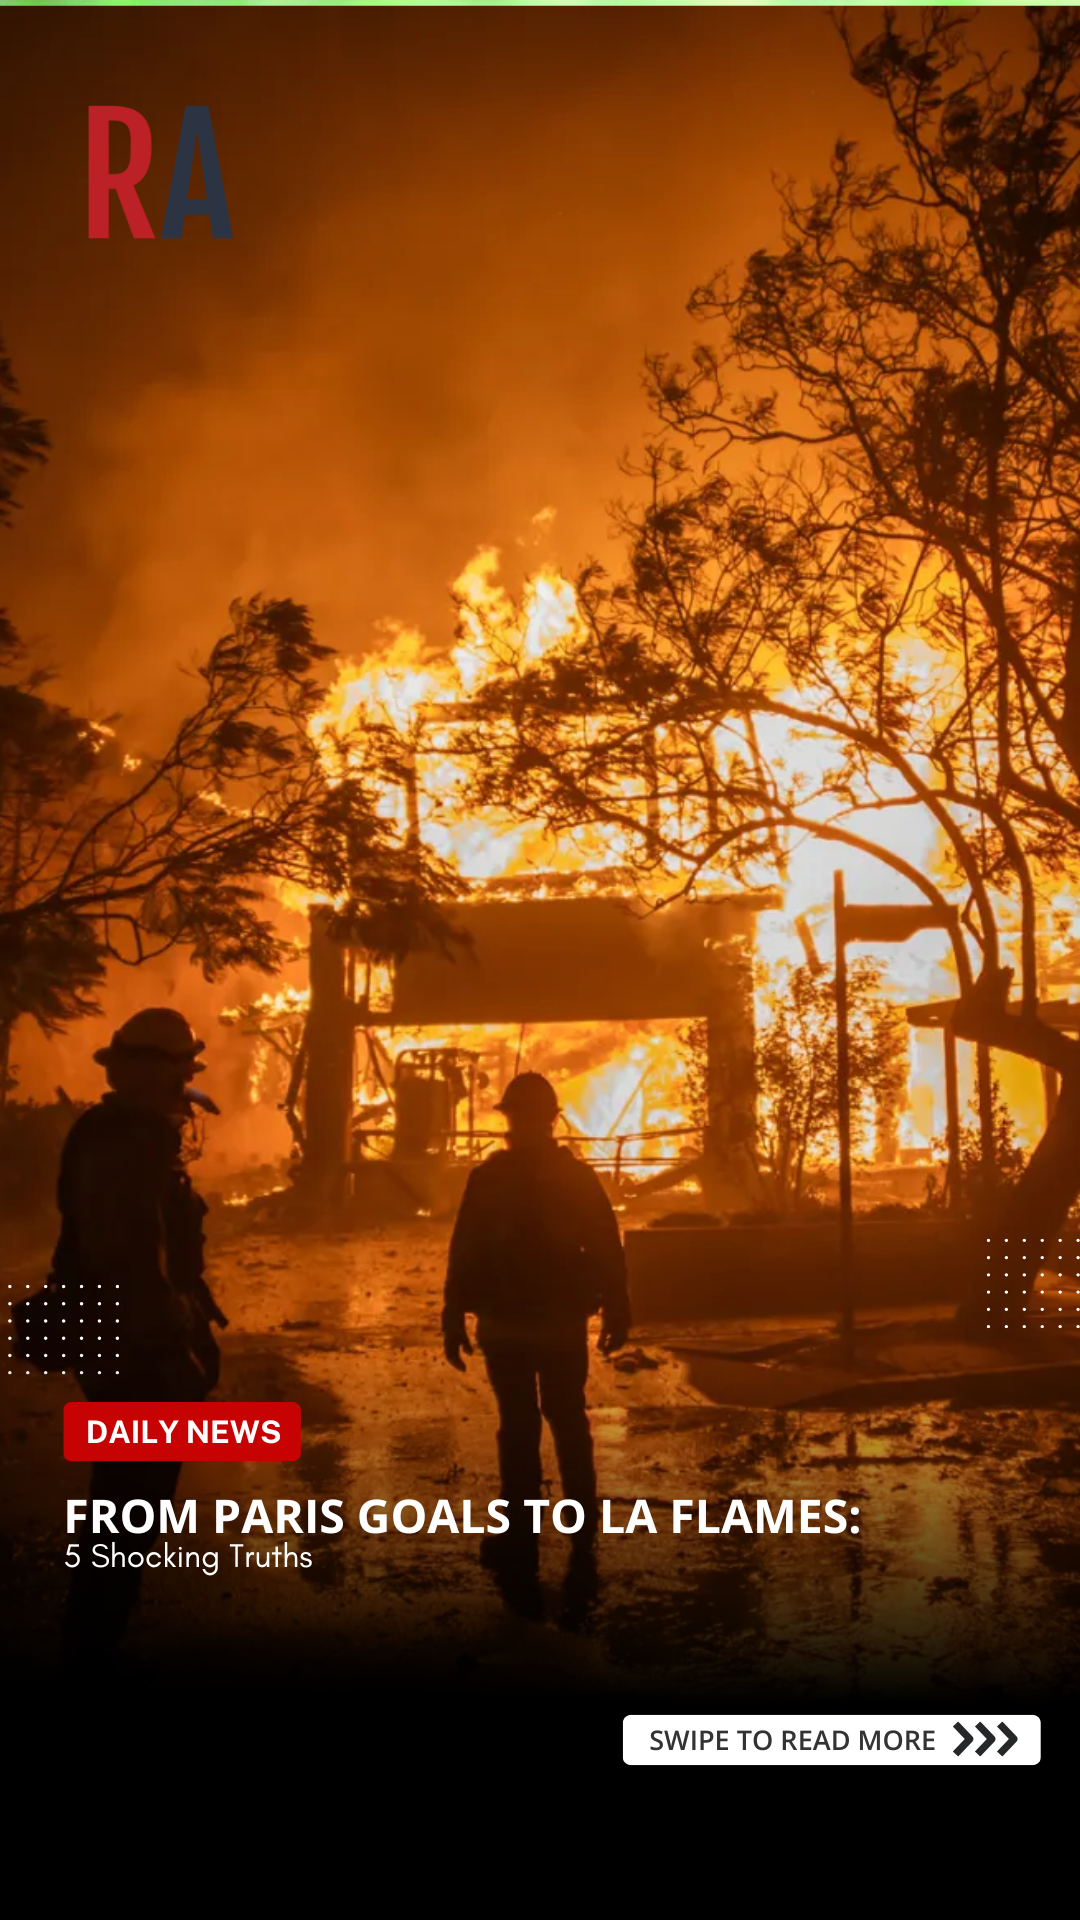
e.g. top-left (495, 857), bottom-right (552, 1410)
top-left (4, 1221), bottom-right (1080, 1703)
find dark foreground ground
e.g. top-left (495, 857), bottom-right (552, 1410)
top-left (5, 1212), bottom-right (1080, 1753)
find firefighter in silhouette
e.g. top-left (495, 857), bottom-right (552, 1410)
top-left (50, 1008), bottom-right (227, 1666)
top-left (442, 1071), bottom-right (630, 1556)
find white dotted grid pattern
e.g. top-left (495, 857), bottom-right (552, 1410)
top-left (985, 1235), bottom-right (1080, 1334)
top-left (8, 1271), bottom-right (119, 1378)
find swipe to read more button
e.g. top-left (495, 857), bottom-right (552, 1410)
top-left (63, 1402), bottom-right (301, 1461)
top-left (623, 1715), bottom-right (1041, 1765)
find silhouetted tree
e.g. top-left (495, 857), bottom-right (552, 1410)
top-left (0, 345), bottom-right (47, 536)
top-left (457, 10), bottom-right (1080, 1319)
top-left (0, 597), bottom-right (458, 1049)
top-left (757, 958), bottom-right (908, 1210)
top-left (0, 681), bottom-right (114, 1095)
top-left (0, 339), bottom-right (457, 1090)
top-left (929, 1069), bottom-right (1028, 1213)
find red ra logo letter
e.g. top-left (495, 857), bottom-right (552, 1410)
top-left (88, 106), bottom-right (154, 239)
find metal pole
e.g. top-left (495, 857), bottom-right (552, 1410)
top-left (834, 871), bottom-right (854, 1363)
top-left (305, 907), bottom-right (354, 1204)
top-left (943, 1022), bottom-right (962, 1211)
top-left (976, 1041), bottom-right (995, 1194)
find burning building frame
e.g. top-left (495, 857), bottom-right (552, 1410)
top-left (302, 887), bottom-right (780, 1213)
top-left (217, 548), bottom-right (1070, 1220)
top-left (213, 556), bottom-right (795, 1214)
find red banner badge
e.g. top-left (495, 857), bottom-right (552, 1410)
top-left (63, 1402), bottom-right (301, 1461)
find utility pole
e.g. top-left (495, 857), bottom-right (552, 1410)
top-left (832, 884), bottom-right (957, 1368)
top-left (833, 872), bottom-right (854, 1363)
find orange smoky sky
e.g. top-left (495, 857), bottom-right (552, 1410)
top-left (0, 6), bottom-right (914, 731)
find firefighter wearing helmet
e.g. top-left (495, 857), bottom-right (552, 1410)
top-left (442, 1071), bottom-right (631, 1564)
top-left (43, 1007), bottom-right (227, 1666)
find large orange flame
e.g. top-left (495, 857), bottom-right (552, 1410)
top-left (232, 549), bottom-right (1060, 1177)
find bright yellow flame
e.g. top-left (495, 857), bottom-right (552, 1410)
top-left (263, 553), bottom-right (1052, 1174)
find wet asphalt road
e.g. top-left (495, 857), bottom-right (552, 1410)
top-left (4, 1215), bottom-right (1080, 1707)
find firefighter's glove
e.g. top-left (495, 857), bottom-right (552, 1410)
top-left (599, 1313), bottom-right (630, 1356)
top-left (443, 1320), bottom-right (474, 1372)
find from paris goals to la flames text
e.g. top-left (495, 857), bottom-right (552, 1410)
top-left (66, 1491), bottom-right (860, 1564)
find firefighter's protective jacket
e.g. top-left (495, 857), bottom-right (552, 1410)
top-left (48, 1094), bottom-right (222, 1395)
top-left (443, 1142), bottom-right (630, 1333)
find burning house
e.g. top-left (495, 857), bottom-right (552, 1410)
top-left (219, 553), bottom-right (788, 1214)
top-left (223, 551), bottom-right (1063, 1216)
top-left (302, 887), bottom-right (779, 1213)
